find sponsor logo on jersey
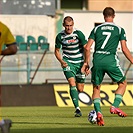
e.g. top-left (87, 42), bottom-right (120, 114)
top-left (67, 39), bottom-right (76, 43)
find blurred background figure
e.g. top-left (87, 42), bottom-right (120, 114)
top-left (0, 21), bottom-right (17, 133)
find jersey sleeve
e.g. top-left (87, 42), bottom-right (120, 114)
top-left (5, 28), bottom-right (16, 46)
top-left (77, 30), bottom-right (87, 45)
top-left (88, 28), bottom-right (95, 40)
top-left (55, 34), bottom-right (62, 48)
top-left (120, 28), bottom-right (127, 41)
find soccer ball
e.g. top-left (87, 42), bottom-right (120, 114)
top-left (88, 110), bottom-right (97, 124)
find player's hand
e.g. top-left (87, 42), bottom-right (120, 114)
top-left (61, 61), bottom-right (68, 68)
top-left (81, 63), bottom-right (91, 76)
top-left (81, 63), bottom-right (86, 73)
top-left (85, 67), bottom-right (91, 76)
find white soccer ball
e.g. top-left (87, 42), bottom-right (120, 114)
top-left (88, 110), bottom-right (97, 124)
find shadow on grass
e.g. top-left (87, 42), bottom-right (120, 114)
top-left (11, 127), bottom-right (133, 133)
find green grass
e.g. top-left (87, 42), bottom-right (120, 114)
top-left (1, 106), bottom-right (133, 133)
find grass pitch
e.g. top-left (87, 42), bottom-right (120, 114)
top-left (2, 106), bottom-right (133, 133)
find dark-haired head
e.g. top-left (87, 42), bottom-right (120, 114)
top-left (103, 7), bottom-right (115, 18)
top-left (63, 16), bottom-right (74, 24)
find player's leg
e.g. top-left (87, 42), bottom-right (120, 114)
top-left (110, 80), bottom-right (127, 117)
top-left (113, 80), bottom-right (127, 107)
top-left (92, 85), bottom-right (101, 113)
top-left (74, 83), bottom-right (84, 117)
top-left (91, 66), bottom-right (104, 114)
top-left (68, 77), bottom-right (78, 107)
top-left (0, 119), bottom-right (12, 133)
top-left (63, 65), bottom-right (80, 117)
top-left (76, 82), bottom-right (84, 92)
top-left (68, 77), bottom-right (81, 117)
top-left (0, 56), bottom-right (12, 133)
top-left (92, 85), bottom-right (104, 126)
top-left (107, 66), bottom-right (127, 117)
top-left (91, 67), bottom-right (105, 126)
top-left (76, 70), bottom-right (86, 92)
top-left (73, 66), bottom-right (86, 116)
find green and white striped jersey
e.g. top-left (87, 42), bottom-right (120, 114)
top-left (55, 29), bottom-right (87, 64)
top-left (89, 22), bottom-right (127, 66)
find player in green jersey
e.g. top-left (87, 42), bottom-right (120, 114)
top-left (55, 16), bottom-right (88, 117)
top-left (82, 7), bottom-right (133, 126)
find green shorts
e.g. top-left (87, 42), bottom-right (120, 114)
top-left (91, 65), bottom-right (126, 85)
top-left (63, 61), bottom-right (86, 83)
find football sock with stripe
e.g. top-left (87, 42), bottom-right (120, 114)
top-left (93, 98), bottom-right (101, 113)
top-left (70, 86), bottom-right (79, 108)
top-left (112, 94), bottom-right (123, 108)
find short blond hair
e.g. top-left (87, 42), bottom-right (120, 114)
top-left (63, 16), bottom-right (73, 24)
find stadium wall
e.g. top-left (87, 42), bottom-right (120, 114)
top-left (0, 15), bottom-right (56, 51)
top-left (88, 0), bottom-right (133, 11)
top-left (1, 84), bottom-right (56, 106)
top-left (63, 11), bottom-right (133, 51)
top-left (1, 84), bottom-right (133, 107)
top-left (0, 12), bottom-right (133, 52)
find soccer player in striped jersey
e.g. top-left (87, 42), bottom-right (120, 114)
top-left (55, 16), bottom-right (88, 117)
top-left (0, 21), bottom-right (17, 133)
top-left (82, 7), bottom-right (133, 126)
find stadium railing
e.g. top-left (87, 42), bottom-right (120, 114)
top-left (0, 51), bottom-right (133, 84)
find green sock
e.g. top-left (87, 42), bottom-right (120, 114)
top-left (93, 98), bottom-right (101, 113)
top-left (112, 94), bottom-right (123, 108)
top-left (70, 86), bottom-right (79, 108)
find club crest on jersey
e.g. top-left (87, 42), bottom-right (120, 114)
top-left (73, 36), bottom-right (76, 39)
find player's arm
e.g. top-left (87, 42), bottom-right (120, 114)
top-left (54, 47), bottom-right (63, 63)
top-left (54, 47), bottom-right (68, 68)
top-left (81, 38), bottom-right (94, 75)
top-left (1, 28), bottom-right (17, 56)
top-left (120, 40), bottom-right (133, 64)
top-left (77, 30), bottom-right (91, 74)
top-left (83, 28), bottom-right (95, 66)
top-left (84, 38), bottom-right (94, 64)
top-left (55, 35), bottom-right (68, 68)
top-left (1, 44), bottom-right (17, 55)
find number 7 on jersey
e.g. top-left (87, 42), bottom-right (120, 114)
top-left (101, 32), bottom-right (111, 49)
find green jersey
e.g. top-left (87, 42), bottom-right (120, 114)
top-left (55, 29), bottom-right (87, 64)
top-left (89, 22), bottom-right (126, 67)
